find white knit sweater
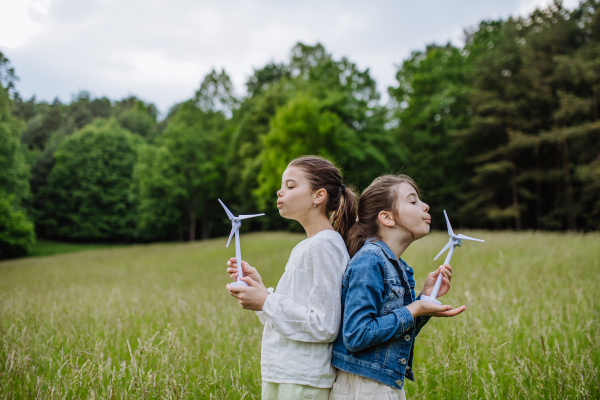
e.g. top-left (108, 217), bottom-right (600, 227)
top-left (255, 230), bottom-right (349, 388)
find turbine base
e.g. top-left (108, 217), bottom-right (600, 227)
top-left (230, 281), bottom-right (249, 287)
top-left (420, 295), bottom-right (442, 305)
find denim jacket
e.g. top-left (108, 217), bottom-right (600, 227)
top-left (331, 239), bottom-right (431, 390)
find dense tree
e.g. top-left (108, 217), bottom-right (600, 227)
top-left (135, 78), bottom-right (230, 241)
top-left (36, 118), bottom-right (141, 240)
top-left (387, 44), bottom-right (473, 230)
top-left (0, 52), bottom-right (35, 258)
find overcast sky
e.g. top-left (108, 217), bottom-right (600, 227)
top-left (0, 0), bottom-right (581, 115)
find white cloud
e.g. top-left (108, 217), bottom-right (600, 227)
top-left (516, 0), bottom-right (581, 16)
top-left (0, 0), bottom-right (50, 48)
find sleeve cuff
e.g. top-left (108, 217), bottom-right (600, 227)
top-left (255, 311), bottom-right (266, 325)
top-left (261, 291), bottom-right (279, 317)
top-left (392, 306), bottom-right (415, 336)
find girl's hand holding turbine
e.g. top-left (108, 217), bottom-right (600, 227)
top-left (227, 258), bottom-right (265, 288)
top-left (421, 264), bottom-right (452, 298)
top-left (409, 263), bottom-right (465, 317)
top-left (227, 276), bottom-right (269, 311)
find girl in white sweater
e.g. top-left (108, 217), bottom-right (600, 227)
top-left (226, 156), bottom-right (357, 400)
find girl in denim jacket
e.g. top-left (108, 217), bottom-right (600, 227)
top-left (226, 156), bottom-right (358, 400)
top-left (330, 175), bottom-right (466, 400)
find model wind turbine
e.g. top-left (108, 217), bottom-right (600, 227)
top-left (421, 210), bottom-right (484, 305)
top-left (219, 199), bottom-right (264, 287)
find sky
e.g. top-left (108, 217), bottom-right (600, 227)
top-left (0, 0), bottom-right (582, 116)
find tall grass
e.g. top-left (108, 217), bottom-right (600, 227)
top-left (1, 231), bottom-right (598, 399)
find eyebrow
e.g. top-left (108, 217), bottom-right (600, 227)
top-left (282, 179), bottom-right (298, 185)
top-left (406, 193), bottom-right (417, 199)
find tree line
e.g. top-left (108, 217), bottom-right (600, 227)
top-left (1, 0), bottom-right (599, 259)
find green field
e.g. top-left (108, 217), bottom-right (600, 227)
top-left (29, 240), bottom-right (128, 257)
top-left (1, 231), bottom-right (599, 399)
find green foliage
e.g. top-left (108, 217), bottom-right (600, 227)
top-left (134, 100), bottom-right (228, 241)
top-left (116, 100), bottom-right (157, 138)
top-left (36, 118), bottom-right (141, 240)
top-left (0, 53), bottom-right (34, 259)
top-left (0, 194), bottom-right (35, 259)
top-left (388, 44), bottom-right (472, 230)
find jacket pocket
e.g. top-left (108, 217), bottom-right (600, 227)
top-left (384, 285), bottom-right (405, 312)
top-left (391, 285), bottom-right (405, 298)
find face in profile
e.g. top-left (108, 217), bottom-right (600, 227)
top-left (276, 166), bottom-right (314, 221)
top-left (395, 182), bottom-right (431, 240)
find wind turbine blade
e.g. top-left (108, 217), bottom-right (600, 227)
top-left (218, 199), bottom-right (234, 220)
top-left (457, 234), bottom-right (485, 242)
top-left (238, 214), bottom-right (265, 220)
top-left (444, 210), bottom-right (454, 236)
top-left (434, 240), bottom-right (453, 261)
top-left (226, 223), bottom-right (239, 247)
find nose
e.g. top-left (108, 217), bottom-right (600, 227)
top-left (277, 189), bottom-right (283, 197)
top-left (423, 202), bottom-right (430, 213)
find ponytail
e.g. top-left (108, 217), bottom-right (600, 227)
top-left (331, 186), bottom-right (358, 244)
top-left (288, 156), bottom-right (358, 245)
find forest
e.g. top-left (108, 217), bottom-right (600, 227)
top-left (1, 0), bottom-right (599, 259)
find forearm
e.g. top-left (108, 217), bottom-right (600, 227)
top-left (343, 307), bottom-right (414, 352)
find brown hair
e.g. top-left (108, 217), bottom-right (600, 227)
top-left (288, 156), bottom-right (357, 243)
top-left (346, 174), bottom-right (421, 258)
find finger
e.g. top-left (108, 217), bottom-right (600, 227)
top-left (436, 306), bottom-right (466, 317)
top-left (227, 285), bottom-right (248, 293)
top-left (226, 267), bottom-right (238, 274)
top-left (428, 304), bottom-right (452, 313)
top-left (440, 268), bottom-right (449, 280)
top-left (240, 275), bottom-right (259, 287)
top-left (230, 273), bottom-right (238, 281)
top-left (444, 263), bottom-right (452, 273)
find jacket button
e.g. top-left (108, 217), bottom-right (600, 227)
top-left (407, 366), bottom-right (411, 370)
top-left (404, 334), bottom-right (411, 341)
top-left (395, 379), bottom-right (402, 387)
top-left (400, 358), bottom-right (407, 365)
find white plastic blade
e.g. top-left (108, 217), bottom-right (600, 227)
top-left (444, 210), bottom-right (454, 236)
top-left (457, 234), bottom-right (485, 242)
top-left (226, 223), bottom-right (239, 247)
top-left (434, 240), bottom-right (453, 261)
top-left (218, 199), bottom-right (234, 220)
top-left (238, 213), bottom-right (265, 220)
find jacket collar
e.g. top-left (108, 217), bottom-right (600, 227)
top-left (365, 238), bottom-right (401, 264)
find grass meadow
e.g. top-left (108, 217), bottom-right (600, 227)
top-left (1, 231), bottom-right (599, 399)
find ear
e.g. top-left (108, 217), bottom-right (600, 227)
top-left (378, 211), bottom-right (395, 228)
top-left (313, 188), bottom-right (328, 205)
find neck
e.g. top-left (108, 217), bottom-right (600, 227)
top-left (379, 228), bottom-right (413, 259)
top-left (298, 210), bottom-right (334, 238)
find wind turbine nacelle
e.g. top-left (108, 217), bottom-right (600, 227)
top-left (450, 234), bottom-right (463, 247)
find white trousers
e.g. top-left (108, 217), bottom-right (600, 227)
top-left (328, 370), bottom-right (407, 400)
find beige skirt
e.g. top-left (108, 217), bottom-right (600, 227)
top-left (328, 370), bottom-right (406, 400)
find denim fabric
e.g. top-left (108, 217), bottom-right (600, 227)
top-left (331, 239), bottom-right (431, 390)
